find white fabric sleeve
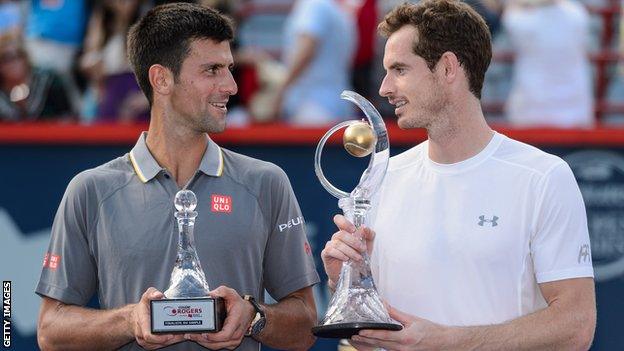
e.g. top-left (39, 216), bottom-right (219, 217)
top-left (531, 162), bottom-right (594, 283)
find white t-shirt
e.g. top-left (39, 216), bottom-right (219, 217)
top-left (282, 0), bottom-right (356, 125)
top-left (369, 132), bottom-right (594, 326)
top-left (503, 0), bottom-right (593, 127)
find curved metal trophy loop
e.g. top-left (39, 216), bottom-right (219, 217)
top-left (313, 90), bottom-right (390, 201)
top-left (312, 91), bottom-right (401, 338)
top-left (341, 91), bottom-right (390, 200)
top-left (314, 120), bottom-right (357, 199)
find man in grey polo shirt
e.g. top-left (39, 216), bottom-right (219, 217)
top-left (35, 3), bottom-right (319, 350)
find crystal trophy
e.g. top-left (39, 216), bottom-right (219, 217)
top-left (150, 190), bottom-right (226, 334)
top-left (312, 91), bottom-right (402, 338)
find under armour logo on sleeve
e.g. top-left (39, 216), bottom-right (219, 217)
top-left (478, 215), bottom-right (499, 227)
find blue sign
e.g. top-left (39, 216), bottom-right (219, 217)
top-left (0, 143), bottom-right (621, 350)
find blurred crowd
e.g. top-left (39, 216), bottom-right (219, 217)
top-left (0, 0), bottom-right (621, 127)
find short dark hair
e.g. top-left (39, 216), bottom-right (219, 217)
top-left (127, 3), bottom-right (234, 104)
top-left (378, 0), bottom-right (491, 99)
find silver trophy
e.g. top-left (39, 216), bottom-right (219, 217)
top-left (150, 190), bottom-right (225, 334)
top-left (312, 91), bottom-right (402, 338)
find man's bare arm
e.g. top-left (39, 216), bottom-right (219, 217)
top-left (37, 288), bottom-right (184, 351)
top-left (353, 278), bottom-right (596, 351)
top-left (449, 278), bottom-right (596, 350)
top-left (256, 286), bottom-right (317, 350)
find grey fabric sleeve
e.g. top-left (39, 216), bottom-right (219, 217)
top-left (262, 167), bottom-right (320, 301)
top-left (35, 171), bottom-right (98, 306)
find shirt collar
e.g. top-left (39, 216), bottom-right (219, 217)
top-left (129, 132), bottom-right (224, 183)
top-left (129, 132), bottom-right (162, 183)
top-left (199, 136), bottom-right (224, 177)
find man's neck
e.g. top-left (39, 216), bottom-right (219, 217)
top-left (145, 111), bottom-right (208, 188)
top-left (426, 98), bottom-right (494, 164)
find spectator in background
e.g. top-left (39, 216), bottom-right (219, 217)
top-left (0, 0), bottom-right (22, 36)
top-left (0, 33), bottom-right (72, 121)
top-left (503, 0), bottom-right (593, 127)
top-left (464, 0), bottom-right (502, 36)
top-left (271, 0), bottom-right (357, 126)
top-left (24, 0), bottom-right (91, 114)
top-left (80, 0), bottom-right (149, 123)
top-left (351, 0), bottom-right (377, 101)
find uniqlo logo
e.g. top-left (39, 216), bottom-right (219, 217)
top-left (49, 254), bottom-right (61, 270)
top-left (211, 194), bottom-right (232, 213)
top-left (304, 242), bottom-right (312, 256)
top-left (43, 253), bottom-right (49, 267)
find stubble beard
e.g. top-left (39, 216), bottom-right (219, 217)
top-left (187, 109), bottom-right (226, 134)
top-left (398, 89), bottom-right (447, 130)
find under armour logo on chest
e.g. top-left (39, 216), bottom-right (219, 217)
top-left (478, 215), bottom-right (499, 227)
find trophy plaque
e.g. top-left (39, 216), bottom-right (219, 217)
top-left (312, 91), bottom-right (402, 338)
top-left (150, 190), bottom-right (226, 334)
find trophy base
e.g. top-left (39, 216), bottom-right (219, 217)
top-left (312, 322), bottom-right (403, 338)
top-left (150, 297), bottom-right (225, 334)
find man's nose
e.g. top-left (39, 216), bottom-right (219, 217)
top-left (222, 69), bottom-right (238, 96)
top-left (379, 74), bottom-right (393, 97)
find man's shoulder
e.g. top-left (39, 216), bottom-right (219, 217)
top-left (221, 148), bottom-right (289, 186)
top-left (66, 155), bottom-right (135, 199)
top-left (491, 134), bottom-right (567, 176)
top-left (388, 140), bottom-right (427, 171)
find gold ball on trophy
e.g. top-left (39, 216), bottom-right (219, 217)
top-left (343, 121), bottom-right (376, 157)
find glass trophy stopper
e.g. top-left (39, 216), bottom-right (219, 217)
top-left (312, 91), bottom-right (402, 338)
top-left (163, 190), bottom-right (211, 298)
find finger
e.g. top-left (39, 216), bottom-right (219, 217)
top-left (209, 285), bottom-right (238, 302)
top-left (333, 214), bottom-right (356, 233)
top-left (358, 328), bottom-right (401, 341)
top-left (187, 332), bottom-right (242, 348)
top-left (323, 240), bottom-right (361, 262)
top-left (141, 287), bottom-right (158, 300)
top-left (347, 339), bottom-right (378, 351)
top-left (193, 339), bottom-right (241, 350)
top-left (203, 305), bottom-right (240, 342)
top-left (321, 241), bottom-right (349, 261)
top-left (148, 289), bottom-right (164, 300)
top-left (137, 289), bottom-right (176, 345)
top-left (360, 226), bottom-right (376, 242)
top-left (333, 231), bottom-right (368, 252)
top-left (143, 334), bottom-right (184, 348)
top-left (139, 332), bottom-right (177, 347)
top-left (137, 334), bottom-right (182, 349)
top-left (352, 335), bottom-right (401, 350)
top-left (387, 305), bottom-right (413, 325)
top-left (330, 240), bottom-right (364, 261)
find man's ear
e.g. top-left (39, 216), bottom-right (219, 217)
top-left (148, 64), bottom-right (174, 97)
top-left (436, 51), bottom-right (459, 83)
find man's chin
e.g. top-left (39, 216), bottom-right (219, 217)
top-left (202, 119), bottom-right (226, 134)
top-left (397, 116), bottom-right (414, 130)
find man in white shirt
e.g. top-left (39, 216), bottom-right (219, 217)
top-left (321, 1), bottom-right (596, 349)
top-left (503, 0), bottom-right (593, 127)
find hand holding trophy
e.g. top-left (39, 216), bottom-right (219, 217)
top-left (150, 190), bottom-right (226, 334)
top-left (312, 91), bottom-right (402, 338)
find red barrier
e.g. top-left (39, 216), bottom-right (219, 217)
top-left (0, 122), bottom-right (624, 146)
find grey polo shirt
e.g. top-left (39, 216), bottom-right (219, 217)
top-left (36, 133), bottom-right (319, 351)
